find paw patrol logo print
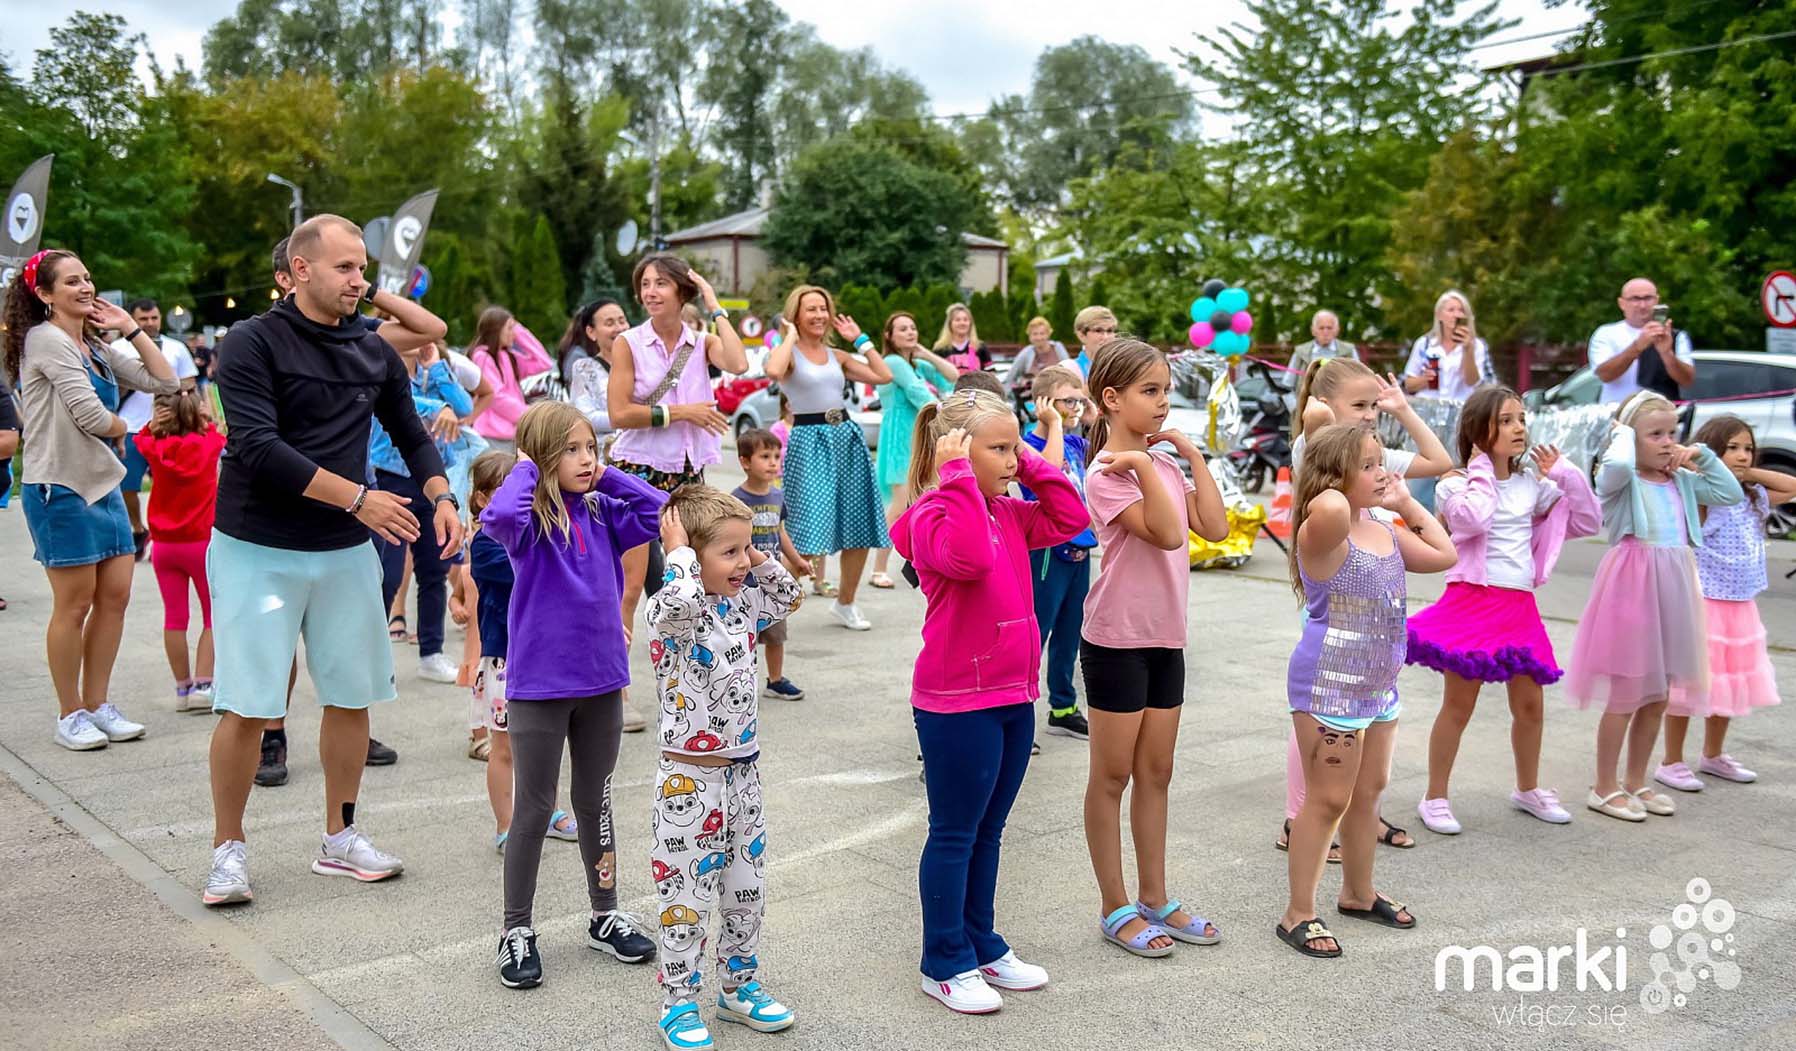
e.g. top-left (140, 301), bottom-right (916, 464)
top-left (1639, 878), bottom-right (1742, 1014)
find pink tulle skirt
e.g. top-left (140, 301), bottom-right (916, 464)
top-left (1670, 598), bottom-right (1780, 718)
top-left (1566, 538), bottom-right (1708, 715)
top-left (1407, 582), bottom-right (1560, 685)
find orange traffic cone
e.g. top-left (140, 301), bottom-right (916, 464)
top-left (1266, 466), bottom-right (1294, 540)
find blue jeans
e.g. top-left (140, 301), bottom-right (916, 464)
top-left (1030, 549), bottom-right (1089, 714)
top-left (375, 469), bottom-right (448, 658)
top-left (914, 701), bottom-right (1034, 980)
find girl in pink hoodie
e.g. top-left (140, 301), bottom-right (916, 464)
top-left (469, 307), bottom-right (553, 449)
top-left (1408, 386), bottom-right (1600, 834)
top-left (890, 388), bottom-right (1088, 1016)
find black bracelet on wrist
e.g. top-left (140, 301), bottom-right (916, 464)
top-left (124, 326), bottom-right (145, 344)
top-left (346, 485), bottom-right (368, 514)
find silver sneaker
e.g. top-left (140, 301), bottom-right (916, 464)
top-left (829, 602), bottom-right (871, 631)
top-left (181, 682), bottom-right (215, 713)
top-left (203, 840), bottom-right (252, 905)
top-left (54, 709), bottom-right (109, 751)
top-left (89, 702), bottom-right (145, 742)
top-left (311, 825), bottom-right (404, 882)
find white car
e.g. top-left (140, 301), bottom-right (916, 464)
top-left (1526, 350), bottom-right (1796, 535)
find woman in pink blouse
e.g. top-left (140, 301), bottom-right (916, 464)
top-left (468, 306), bottom-right (553, 452)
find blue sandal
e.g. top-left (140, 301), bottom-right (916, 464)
top-left (1101, 904), bottom-right (1174, 958)
top-left (547, 809), bottom-right (579, 841)
top-left (1137, 898), bottom-right (1222, 945)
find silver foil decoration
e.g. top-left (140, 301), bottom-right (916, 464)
top-left (1378, 396), bottom-right (1615, 472)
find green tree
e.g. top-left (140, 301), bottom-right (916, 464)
top-left (1047, 270), bottom-right (1076, 347)
top-left (764, 137), bottom-right (978, 291)
top-left (510, 213), bottom-right (568, 340)
top-left (203, 0), bottom-right (446, 86)
top-left (1183, 0), bottom-right (1508, 337)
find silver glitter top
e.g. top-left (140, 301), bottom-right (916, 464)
top-left (1287, 521), bottom-right (1408, 718)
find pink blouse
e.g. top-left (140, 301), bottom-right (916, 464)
top-left (470, 323), bottom-right (553, 442)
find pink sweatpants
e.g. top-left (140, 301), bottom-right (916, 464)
top-left (151, 538), bottom-right (212, 632)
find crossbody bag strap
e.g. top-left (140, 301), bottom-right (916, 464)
top-left (635, 332), bottom-right (702, 407)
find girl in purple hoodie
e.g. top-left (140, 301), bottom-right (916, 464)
top-left (480, 401), bottom-right (666, 989)
top-left (890, 388), bottom-right (1089, 1016)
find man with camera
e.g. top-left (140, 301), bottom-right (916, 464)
top-left (1588, 277), bottom-right (1696, 403)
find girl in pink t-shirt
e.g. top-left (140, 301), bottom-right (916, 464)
top-left (1080, 340), bottom-right (1228, 958)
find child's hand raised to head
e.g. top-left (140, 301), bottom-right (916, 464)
top-left (935, 427), bottom-right (972, 463)
top-left (1373, 372), bottom-right (1412, 416)
top-left (1671, 445), bottom-right (1704, 472)
top-left (1379, 475), bottom-right (1417, 513)
top-left (659, 505), bottom-right (689, 551)
top-left (1034, 396), bottom-right (1063, 428)
top-left (1529, 444), bottom-right (1562, 476)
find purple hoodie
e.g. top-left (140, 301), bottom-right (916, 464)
top-left (479, 459), bottom-right (666, 699)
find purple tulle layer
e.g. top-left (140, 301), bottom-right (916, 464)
top-left (1405, 630), bottom-right (1564, 685)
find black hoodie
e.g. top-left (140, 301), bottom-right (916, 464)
top-left (214, 297), bottom-right (445, 551)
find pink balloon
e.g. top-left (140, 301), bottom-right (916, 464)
top-left (1230, 311), bottom-right (1254, 335)
top-left (1189, 321), bottom-right (1215, 348)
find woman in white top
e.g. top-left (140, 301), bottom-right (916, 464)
top-left (1401, 289), bottom-right (1493, 401)
top-left (766, 284), bottom-right (894, 630)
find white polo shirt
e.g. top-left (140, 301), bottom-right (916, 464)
top-left (113, 334), bottom-right (198, 432)
top-left (1588, 319), bottom-right (1694, 404)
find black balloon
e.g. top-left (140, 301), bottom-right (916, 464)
top-left (1202, 278), bottom-right (1226, 298)
top-left (1211, 309), bottom-right (1234, 332)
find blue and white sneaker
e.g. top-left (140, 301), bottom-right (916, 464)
top-left (659, 1002), bottom-right (714, 1050)
top-left (762, 677), bottom-right (805, 701)
top-left (716, 981), bottom-right (795, 1033)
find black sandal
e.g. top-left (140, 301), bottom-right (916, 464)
top-left (1276, 918), bottom-right (1342, 958)
top-left (1337, 893), bottom-right (1416, 929)
top-left (1277, 819), bottom-right (1343, 864)
top-left (388, 615), bottom-right (413, 643)
top-left (1378, 817), bottom-right (1415, 848)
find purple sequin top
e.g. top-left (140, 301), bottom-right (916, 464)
top-left (1288, 520), bottom-right (1408, 719)
top-left (1696, 488), bottom-right (1768, 602)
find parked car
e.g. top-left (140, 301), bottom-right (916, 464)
top-left (727, 381), bottom-right (879, 450)
top-left (1525, 350), bottom-right (1796, 535)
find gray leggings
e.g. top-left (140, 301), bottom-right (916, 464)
top-left (502, 692), bottom-right (623, 931)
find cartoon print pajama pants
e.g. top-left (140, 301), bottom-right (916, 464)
top-left (651, 755), bottom-right (768, 1007)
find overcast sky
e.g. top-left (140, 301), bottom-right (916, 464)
top-left (5, 0), bottom-right (1588, 116)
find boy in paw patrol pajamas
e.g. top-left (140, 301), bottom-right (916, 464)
top-left (645, 487), bottom-right (802, 1049)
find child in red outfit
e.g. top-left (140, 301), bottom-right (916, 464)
top-left (133, 389), bottom-right (226, 711)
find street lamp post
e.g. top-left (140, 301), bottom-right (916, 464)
top-left (266, 173), bottom-right (304, 229)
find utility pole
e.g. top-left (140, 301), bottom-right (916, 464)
top-left (649, 110), bottom-right (663, 250)
top-left (266, 172), bottom-right (304, 229)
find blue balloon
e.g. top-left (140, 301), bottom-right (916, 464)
top-left (1217, 287), bottom-right (1250, 314)
top-left (1189, 297), bottom-right (1217, 324)
top-left (1218, 330), bottom-right (1248, 356)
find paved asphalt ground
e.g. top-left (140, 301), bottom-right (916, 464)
top-left (2, 454), bottom-right (1794, 1051)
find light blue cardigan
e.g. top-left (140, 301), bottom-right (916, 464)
top-left (1593, 422), bottom-right (1743, 546)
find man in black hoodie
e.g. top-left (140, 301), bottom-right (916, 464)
top-left (201, 214), bottom-right (464, 907)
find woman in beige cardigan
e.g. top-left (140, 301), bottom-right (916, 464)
top-left (4, 250), bottom-right (179, 751)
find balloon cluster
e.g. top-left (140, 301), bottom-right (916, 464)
top-left (1187, 278), bottom-right (1254, 356)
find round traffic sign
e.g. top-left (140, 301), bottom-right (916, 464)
top-left (739, 314), bottom-right (763, 339)
top-left (1763, 271), bottom-right (1796, 328)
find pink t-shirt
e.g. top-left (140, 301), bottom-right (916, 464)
top-left (1082, 450), bottom-right (1195, 649)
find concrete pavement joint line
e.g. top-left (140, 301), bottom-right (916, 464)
top-left (0, 740), bottom-right (396, 1051)
top-left (127, 789), bottom-right (493, 842)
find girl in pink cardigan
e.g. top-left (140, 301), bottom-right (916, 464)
top-left (890, 388), bottom-right (1088, 1016)
top-left (1407, 386), bottom-right (1600, 834)
top-left (469, 307), bottom-right (553, 448)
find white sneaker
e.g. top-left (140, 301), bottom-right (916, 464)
top-left (1654, 762), bottom-right (1706, 792)
top-left (54, 710), bottom-right (108, 751)
top-left (921, 969), bottom-right (1003, 1014)
top-left (311, 825), bottom-right (405, 882)
top-left (202, 840), bottom-right (252, 905)
top-left (89, 702), bottom-right (145, 742)
top-left (418, 653), bottom-right (458, 683)
top-left (1698, 754), bottom-right (1758, 784)
top-left (1417, 797), bottom-right (1461, 835)
top-left (178, 682), bottom-right (214, 712)
top-left (829, 602), bottom-right (871, 631)
top-left (977, 950), bottom-right (1048, 991)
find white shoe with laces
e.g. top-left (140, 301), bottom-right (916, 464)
top-left (978, 950), bottom-right (1049, 991)
top-left (311, 825), bottom-right (404, 881)
top-left (54, 709), bottom-right (109, 751)
top-left (921, 969), bottom-right (1003, 1014)
top-left (89, 702), bottom-right (145, 742)
top-left (203, 840), bottom-right (252, 905)
top-left (418, 653), bottom-right (458, 683)
top-left (829, 602), bottom-right (871, 631)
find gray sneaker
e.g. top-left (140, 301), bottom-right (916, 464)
top-left (311, 825), bottom-right (404, 882)
top-left (89, 702), bottom-right (145, 742)
top-left (203, 840), bottom-right (252, 906)
top-left (54, 709), bottom-right (108, 751)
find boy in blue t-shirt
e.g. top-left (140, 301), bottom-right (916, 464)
top-left (1021, 365), bottom-right (1096, 739)
top-left (732, 429), bottom-right (811, 700)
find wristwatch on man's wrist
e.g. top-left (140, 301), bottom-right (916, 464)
top-left (433, 491), bottom-right (460, 512)
top-left (362, 284), bottom-right (380, 305)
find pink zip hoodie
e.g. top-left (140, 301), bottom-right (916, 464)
top-left (471, 323), bottom-right (553, 442)
top-left (1437, 452), bottom-right (1601, 588)
top-left (891, 447), bottom-right (1091, 713)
